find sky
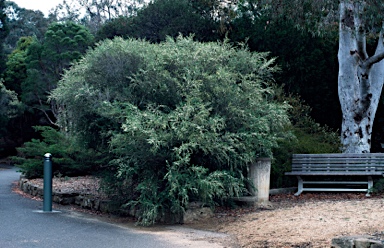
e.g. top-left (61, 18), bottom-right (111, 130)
top-left (11, 0), bottom-right (63, 16)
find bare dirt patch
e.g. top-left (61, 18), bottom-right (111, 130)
top-left (18, 177), bottom-right (384, 247)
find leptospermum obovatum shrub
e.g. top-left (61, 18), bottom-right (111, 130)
top-left (52, 36), bottom-right (291, 225)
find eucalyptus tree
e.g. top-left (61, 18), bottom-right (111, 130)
top-left (336, 1), bottom-right (384, 153)
top-left (238, 0), bottom-right (384, 153)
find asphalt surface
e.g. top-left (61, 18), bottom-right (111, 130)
top-left (0, 165), bottom-right (233, 248)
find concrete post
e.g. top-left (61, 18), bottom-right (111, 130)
top-left (249, 158), bottom-right (271, 203)
top-left (43, 153), bottom-right (53, 212)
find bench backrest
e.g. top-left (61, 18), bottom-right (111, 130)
top-left (292, 153), bottom-right (384, 173)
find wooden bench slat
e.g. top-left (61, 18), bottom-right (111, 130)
top-left (302, 181), bottom-right (369, 184)
top-left (291, 165), bottom-right (381, 168)
top-left (285, 172), bottom-right (383, 176)
top-left (293, 153), bottom-right (384, 158)
top-left (302, 188), bottom-right (368, 193)
top-left (292, 160), bottom-right (384, 164)
top-left (292, 158), bottom-right (384, 162)
top-left (290, 167), bottom-right (383, 171)
top-left (292, 162), bottom-right (384, 165)
top-left (291, 166), bottom-right (383, 168)
top-left (290, 168), bottom-right (382, 171)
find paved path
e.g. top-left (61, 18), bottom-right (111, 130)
top-left (0, 165), bottom-right (234, 248)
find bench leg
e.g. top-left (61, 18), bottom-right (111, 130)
top-left (366, 176), bottom-right (373, 197)
top-left (294, 176), bottom-right (304, 196)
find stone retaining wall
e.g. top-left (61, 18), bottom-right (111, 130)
top-left (18, 178), bottom-right (212, 224)
top-left (19, 178), bottom-right (111, 213)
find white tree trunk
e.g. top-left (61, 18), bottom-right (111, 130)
top-left (339, 1), bottom-right (384, 153)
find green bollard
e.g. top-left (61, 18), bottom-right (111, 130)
top-left (43, 153), bottom-right (52, 212)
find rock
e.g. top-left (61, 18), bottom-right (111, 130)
top-left (75, 195), bottom-right (84, 205)
top-left (332, 236), bottom-right (384, 248)
top-left (183, 207), bottom-right (214, 224)
top-left (354, 238), bottom-right (382, 248)
top-left (99, 200), bottom-right (111, 213)
top-left (256, 201), bottom-right (275, 210)
top-left (53, 192), bottom-right (77, 205)
top-left (332, 236), bottom-right (354, 248)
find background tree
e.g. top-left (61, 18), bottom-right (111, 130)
top-left (229, 12), bottom-right (341, 130)
top-left (53, 0), bottom-right (146, 34)
top-left (21, 22), bottom-right (94, 125)
top-left (4, 1), bottom-right (52, 54)
top-left (4, 36), bottom-right (33, 95)
top-left (0, 0), bottom-right (9, 74)
top-left (234, 0), bottom-right (384, 153)
top-left (96, 0), bottom-right (220, 43)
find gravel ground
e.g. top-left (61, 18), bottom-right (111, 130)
top-left (190, 193), bottom-right (384, 247)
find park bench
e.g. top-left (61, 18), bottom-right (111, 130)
top-left (285, 153), bottom-right (384, 196)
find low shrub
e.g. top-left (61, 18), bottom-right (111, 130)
top-left (13, 126), bottom-right (103, 178)
top-left (271, 93), bottom-right (340, 188)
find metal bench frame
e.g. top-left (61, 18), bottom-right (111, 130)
top-left (285, 153), bottom-right (384, 196)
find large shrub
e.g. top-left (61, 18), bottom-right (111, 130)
top-left (51, 36), bottom-right (291, 225)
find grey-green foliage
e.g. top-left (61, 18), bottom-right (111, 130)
top-left (0, 80), bottom-right (21, 153)
top-left (0, 80), bottom-right (22, 134)
top-left (0, 78), bottom-right (23, 134)
top-left (0, 80), bottom-right (20, 116)
top-left (51, 36), bottom-right (291, 225)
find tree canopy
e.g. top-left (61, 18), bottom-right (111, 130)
top-left (4, 1), bottom-right (52, 54)
top-left (4, 36), bottom-right (33, 95)
top-left (53, 0), bottom-right (147, 33)
top-left (0, 0), bottom-right (9, 74)
top-left (21, 22), bottom-right (94, 125)
top-left (96, 0), bottom-right (220, 43)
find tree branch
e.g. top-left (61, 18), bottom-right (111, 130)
top-left (33, 107), bottom-right (59, 127)
top-left (354, 2), bottom-right (368, 60)
top-left (35, 94), bottom-right (59, 127)
top-left (365, 52), bottom-right (384, 68)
